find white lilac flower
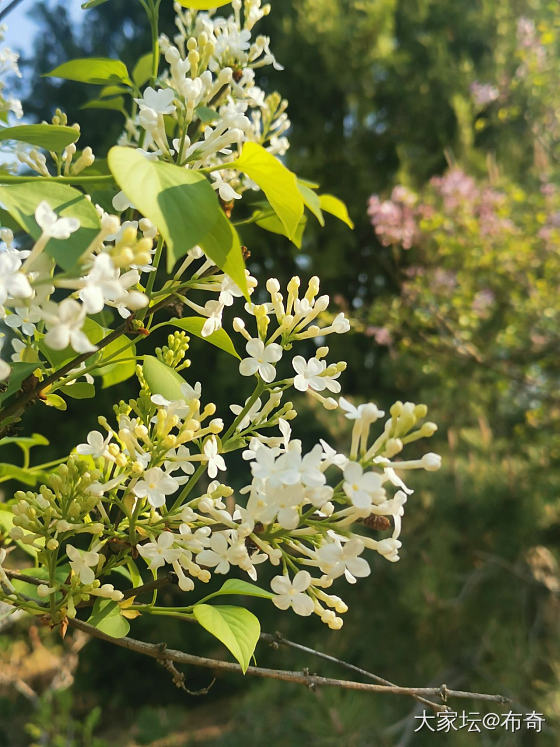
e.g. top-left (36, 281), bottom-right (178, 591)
top-left (0, 252), bottom-right (32, 307)
top-left (76, 430), bottom-right (111, 458)
top-left (164, 445), bottom-right (196, 475)
top-left (247, 481), bottom-right (304, 529)
top-left (135, 86), bottom-right (176, 114)
top-left (203, 436), bottom-right (226, 479)
top-left (112, 191), bottom-right (134, 212)
top-left (43, 299), bottom-right (97, 353)
top-left (342, 462), bottom-right (385, 511)
top-left (0, 357), bottom-right (9, 381)
top-left (315, 538), bottom-right (370, 583)
top-left (239, 338), bottom-right (282, 383)
top-left (230, 397), bottom-right (262, 430)
top-left (250, 443), bottom-right (300, 486)
top-left (79, 253), bottom-right (128, 314)
top-left (196, 531), bottom-right (236, 575)
top-left (4, 306), bottom-right (41, 336)
top-left (35, 201), bottom-right (80, 239)
top-left (292, 355), bottom-right (340, 393)
top-left (339, 397), bottom-right (384, 422)
top-left (200, 300), bottom-right (225, 337)
top-left (66, 544), bottom-right (99, 585)
top-left (270, 571), bottom-right (314, 616)
top-left (137, 532), bottom-right (182, 570)
top-left (133, 467), bottom-right (180, 508)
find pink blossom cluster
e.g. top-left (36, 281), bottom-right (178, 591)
top-left (367, 186), bottom-right (420, 249)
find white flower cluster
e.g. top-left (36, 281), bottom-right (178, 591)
top-left (7, 274), bottom-right (440, 629)
top-left (115, 0), bottom-right (289, 209)
top-left (0, 200), bottom-right (154, 382)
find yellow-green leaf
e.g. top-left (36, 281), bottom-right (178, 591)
top-left (319, 194), bottom-right (354, 229)
top-left (87, 598), bottom-right (130, 638)
top-left (132, 53), bottom-right (153, 88)
top-left (108, 146), bottom-right (248, 296)
top-left (166, 317), bottom-right (240, 358)
top-left (193, 604), bottom-right (260, 673)
top-left (297, 180), bottom-right (324, 226)
top-left (143, 355), bottom-right (185, 401)
top-left (0, 124), bottom-right (79, 152)
top-left (45, 58), bottom-right (132, 86)
top-left (0, 182), bottom-right (101, 271)
top-left (227, 142), bottom-right (304, 241)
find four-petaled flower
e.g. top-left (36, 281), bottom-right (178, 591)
top-left (67, 544), bottom-right (99, 585)
top-left (137, 532), bottom-right (182, 570)
top-left (203, 436), bottom-right (226, 479)
top-left (271, 571), bottom-right (314, 616)
top-left (133, 467), bottom-right (180, 508)
top-left (43, 298), bottom-right (97, 353)
top-left (35, 201), bottom-right (80, 239)
top-left (343, 462), bottom-right (385, 511)
top-left (239, 338), bottom-right (282, 383)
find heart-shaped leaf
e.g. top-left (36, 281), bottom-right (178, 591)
top-left (165, 317), bottom-right (239, 359)
top-left (319, 194), bottom-right (354, 229)
top-left (46, 58), bottom-right (132, 87)
top-left (226, 143), bottom-right (304, 242)
top-left (87, 598), bottom-right (130, 638)
top-left (193, 604), bottom-right (260, 673)
top-left (210, 578), bottom-right (275, 600)
top-left (0, 124), bottom-right (79, 152)
top-left (107, 147), bottom-right (247, 295)
top-left (143, 355), bottom-right (186, 401)
top-left (0, 182), bottom-right (101, 271)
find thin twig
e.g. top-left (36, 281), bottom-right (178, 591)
top-left (66, 617), bottom-right (509, 705)
top-left (0, 294), bottom-right (180, 434)
top-left (4, 569), bottom-right (43, 586)
top-left (260, 631), bottom-right (446, 713)
top-left (0, 0), bottom-right (25, 22)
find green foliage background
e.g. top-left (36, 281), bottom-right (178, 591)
top-left (2, 0), bottom-right (559, 744)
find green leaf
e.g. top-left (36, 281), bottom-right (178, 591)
top-left (252, 208), bottom-right (307, 249)
top-left (60, 382), bottom-right (96, 399)
top-left (226, 143), bottom-right (304, 242)
top-left (143, 355), bottom-right (185, 401)
top-left (100, 353), bottom-right (136, 389)
top-left (0, 207), bottom-right (21, 233)
top-left (107, 147), bottom-right (248, 295)
top-left (195, 105), bottom-right (219, 124)
top-left (193, 604), bottom-right (260, 673)
top-left (44, 393), bottom-right (67, 410)
top-left (0, 363), bottom-right (39, 406)
top-left (0, 182), bottom-right (101, 271)
top-left (212, 579), bottom-right (275, 600)
top-left (81, 0), bottom-right (110, 7)
top-left (0, 124), bottom-right (79, 152)
top-left (297, 180), bottom-right (324, 226)
top-left (319, 194), bottom-right (354, 229)
top-left (0, 463), bottom-right (46, 486)
top-left (87, 598), bottom-right (130, 638)
top-left (133, 53), bottom-right (153, 88)
top-left (12, 566), bottom-right (69, 600)
top-left (81, 96), bottom-right (126, 113)
top-left (0, 432), bottom-right (49, 450)
top-left (165, 317), bottom-right (240, 359)
top-left (45, 58), bottom-right (132, 87)
top-left (177, 0), bottom-right (232, 8)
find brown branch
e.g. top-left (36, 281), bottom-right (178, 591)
top-left (67, 617), bottom-right (509, 705)
top-left (4, 570), bottom-right (43, 586)
top-left (0, 294), bottom-right (180, 434)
